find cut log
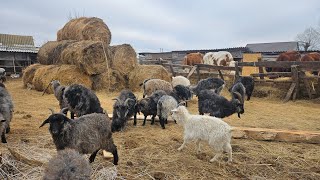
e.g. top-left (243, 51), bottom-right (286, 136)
top-left (232, 127), bottom-right (320, 144)
top-left (8, 147), bottom-right (46, 166)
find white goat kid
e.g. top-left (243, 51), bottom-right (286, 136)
top-left (171, 105), bottom-right (232, 163)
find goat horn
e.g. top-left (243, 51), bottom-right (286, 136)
top-left (48, 108), bottom-right (55, 114)
top-left (60, 107), bottom-right (68, 115)
top-left (124, 98), bottom-right (134, 105)
top-left (39, 119), bottom-right (49, 128)
top-left (233, 92), bottom-right (243, 104)
top-left (112, 98), bottom-right (120, 102)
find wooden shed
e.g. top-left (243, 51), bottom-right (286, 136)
top-left (0, 34), bottom-right (39, 75)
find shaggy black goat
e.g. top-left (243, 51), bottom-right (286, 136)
top-left (63, 84), bottom-right (104, 119)
top-left (229, 82), bottom-right (246, 103)
top-left (232, 76), bottom-right (255, 101)
top-left (0, 83), bottom-right (14, 143)
top-left (137, 90), bottom-right (167, 126)
top-left (40, 109), bottom-right (118, 165)
top-left (170, 85), bottom-right (192, 107)
top-left (190, 77), bottom-right (225, 96)
top-left (198, 90), bottom-right (244, 118)
top-left (111, 90), bottom-right (138, 132)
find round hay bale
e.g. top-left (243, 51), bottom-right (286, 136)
top-left (57, 17), bottom-right (112, 45)
top-left (22, 63), bottom-right (42, 87)
top-left (110, 44), bottom-right (138, 77)
top-left (37, 40), bottom-right (111, 75)
top-left (128, 65), bottom-right (171, 91)
top-left (91, 69), bottom-right (126, 91)
top-left (32, 65), bottom-right (92, 94)
top-left (37, 40), bottom-right (76, 65)
top-left (60, 40), bottom-right (111, 75)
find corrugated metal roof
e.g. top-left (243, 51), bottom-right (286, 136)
top-left (0, 33), bottom-right (38, 53)
top-left (171, 47), bottom-right (247, 53)
top-left (246, 41), bottom-right (299, 53)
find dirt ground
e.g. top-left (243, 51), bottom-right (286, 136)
top-left (1, 79), bottom-right (320, 179)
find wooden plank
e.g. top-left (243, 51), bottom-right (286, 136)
top-left (238, 61), bottom-right (320, 69)
top-left (169, 64), bottom-right (176, 77)
top-left (257, 58), bottom-right (265, 79)
top-left (235, 61), bottom-right (240, 80)
top-left (194, 63), bottom-right (236, 71)
top-left (187, 66), bottom-right (197, 79)
top-left (250, 72), bottom-right (292, 77)
top-left (284, 83), bottom-right (296, 102)
top-left (232, 127), bottom-right (320, 144)
top-left (291, 65), bottom-right (299, 101)
top-left (196, 66), bottom-right (200, 82)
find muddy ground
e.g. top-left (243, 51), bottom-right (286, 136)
top-left (1, 79), bottom-right (320, 179)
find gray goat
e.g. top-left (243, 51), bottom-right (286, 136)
top-left (51, 80), bottom-right (69, 110)
top-left (43, 148), bottom-right (91, 180)
top-left (229, 82), bottom-right (246, 104)
top-left (157, 95), bottom-right (178, 129)
top-left (111, 90), bottom-right (138, 132)
top-left (198, 90), bottom-right (244, 118)
top-left (190, 77), bottom-right (225, 96)
top-left (40, 109), bottom-right (118, 164)
top-left (0, 83), bottom-right (14, 143)
top-left (63, 84), bottom-right (104, 119)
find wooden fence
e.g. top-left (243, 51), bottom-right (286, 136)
top-left (140, 58), bottom-right (320, 102)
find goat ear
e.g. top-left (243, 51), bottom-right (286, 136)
top-left (0, 119), bottom-right (6, 122)
top-left (171, 109), bottom-right (178, 112)
top-left (39, 119), bottom-right (50, 128)
top-left (178, 101), bottom-right (186, 106)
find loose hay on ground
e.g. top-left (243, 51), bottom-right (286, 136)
top-left (22, 64), bottom-right (42, 87)
top-left (110, 44), bottom-right (138, 78)
top-left (31, 64), bottom-right (92, 94)
top-left (37, 40), bottom-right (110, 75)
top-left (57, 17), bottom-right (112, 46)
top-left (128, 65), bottom-right (171, 91)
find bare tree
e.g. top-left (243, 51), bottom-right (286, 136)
top-left (296, 27), bottom-right (320, 51)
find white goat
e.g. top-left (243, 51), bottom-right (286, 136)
top-left (171, 105), bottom-right (232, 163)
top-left (172, 76), bottom-right (190, 87)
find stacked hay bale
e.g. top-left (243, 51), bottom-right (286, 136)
top-left (23, 17), bottom-right (170, 93)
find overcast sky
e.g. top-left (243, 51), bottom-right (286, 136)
top-left (1, 0), bottom-right (319, 52)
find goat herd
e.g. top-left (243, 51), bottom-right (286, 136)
top-left (0, 75), bottom-right (255, 179)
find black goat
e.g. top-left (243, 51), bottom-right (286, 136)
top-left (63, 84), bottom-right (104, 119)
top-left (232, 76), bottom-right (255, 101)
top-left (111, 90), bottom-right (138, 132)
top-left (198, 90), bottom-right (244, 118)
top-left (190, 77), bottom-right (225, 96)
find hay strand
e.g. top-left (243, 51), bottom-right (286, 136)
top-left (22, 64), bottom-right (42, 87)
top-left (110, 44), bottom-right (138, 77)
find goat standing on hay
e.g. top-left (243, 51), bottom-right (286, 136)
top-left (40, 108), bottom-right (118, 165)
top-left (171, 105), bottom-right (232, 163)
top-left (0, 82), bottom-right (14, 143)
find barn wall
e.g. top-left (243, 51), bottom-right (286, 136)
top-left (0, 52), bottom-right (37, 74)
top-left (242, 53), bottom-right (262, 76)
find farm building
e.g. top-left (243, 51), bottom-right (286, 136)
top-left (138, 41), bottom-right (303, 64)
top-left (0, 33), bottom-right (39, 75)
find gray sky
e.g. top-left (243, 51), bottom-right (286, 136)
top-left (1, 0), bottom-right (319, 52)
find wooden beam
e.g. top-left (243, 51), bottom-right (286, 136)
top-left (194, 63), bottom-right (236, 71)
top-left (169, 64), bottom-right (176, 77)
top-left (235, 61), bottom-right (240, 80)
top-left (250, 72), bottom-right (292, 78)
top-left (196, 65), bottom-right (200, 82)
top-left (238, 61), bottom-right (320, 69)
top-left (284, 82), bottom-right (296, 102)
top-left (187, 66), bottom-right (197, 79)
top-left (291, 65), bottom-right (299, 101)
top-left (257, 58), bottom-right (265, 79)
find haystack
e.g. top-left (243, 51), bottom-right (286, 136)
top-left (32, 64), bottom-right (92, 94)
top-left (37, 40), bottom-right (75, 65)
top-left (128, 65), bottom-right (171, 91)
top-left (37, 40), bottom-right (110, 75)
top-left (91, 69), bottom-right (127, 91)
top-left (110, 44), bottom-right (138, 77)
top-left (57, 17), bottom-right (112, 46)
top-left (22, 64), bottom-right (42, 87)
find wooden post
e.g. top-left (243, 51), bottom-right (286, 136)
top-left (196, 65), bottom-right (200, 82)
top-left (291, 65), bottom-right (299, 101)
top-left (257, 57), bottom-right (264, 80)
top-left (235, 61), bottom-right (240, 80)
top-left (217, 69), bottom-right (224, 81)
top-left (169, 64), bottom-right (176, 77)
